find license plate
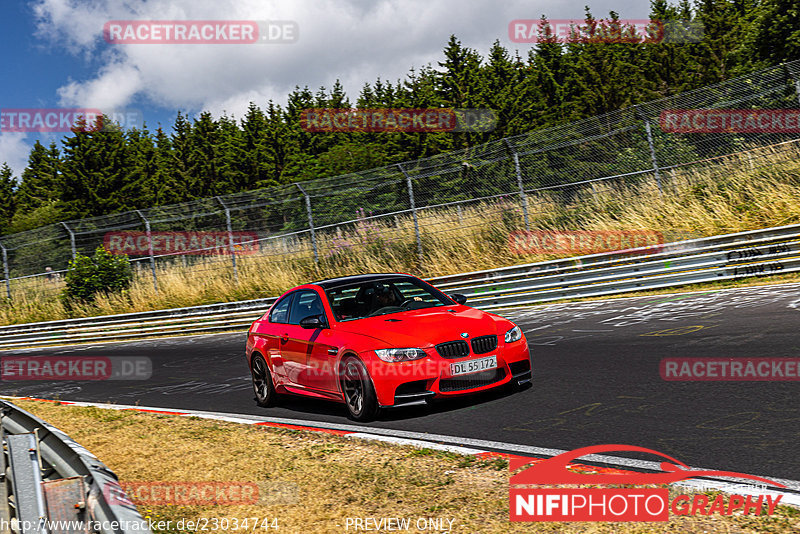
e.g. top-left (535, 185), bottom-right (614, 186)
top-left (450, 355), bottom-right (497, 376)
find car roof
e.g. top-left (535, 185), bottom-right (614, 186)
top-left (312, 273), bottom-right (413, 290)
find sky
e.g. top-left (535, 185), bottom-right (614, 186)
top-left (0, 0), bottom-right (652, 178)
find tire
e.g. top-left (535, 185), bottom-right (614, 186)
top-left (339, 356), bottom-right (379, 422)
top-left (251, 354), bottom-right (277, 407)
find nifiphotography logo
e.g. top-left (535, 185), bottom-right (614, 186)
top-left (510, 444), bottom-right (784, 522)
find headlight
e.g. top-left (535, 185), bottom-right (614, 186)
top-left (375, 348), bottom-right (427, 363)
top-left (505, 325), bottom-right (522, 343)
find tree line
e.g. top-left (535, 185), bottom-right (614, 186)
top-left (1, 0), bottom-right (797, 235)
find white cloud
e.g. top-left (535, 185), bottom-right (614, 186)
top-left (32, 0), bottom-right (117, 54)
top-left (31, 0), bottom-right (652, 119)
top-left (0, 133), bottom-right (33, 179)
top-left (57, 60), bottom-right (142, 111)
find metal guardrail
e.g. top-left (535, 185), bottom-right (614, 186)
top-left (0, 223), bottom-right (798, 350)
top-left (429, 222), bottom-right (800, 309)
top-left (0, 298), bottom-right (276, 350)
top-left (0, 399), bottom-right (150, 534)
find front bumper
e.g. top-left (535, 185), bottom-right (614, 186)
top-left (365, 338), bottom-right (531, 408)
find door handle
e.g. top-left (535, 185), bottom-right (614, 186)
top-left (281, 333), bottom-right (289, 342)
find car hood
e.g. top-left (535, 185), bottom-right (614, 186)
top-left (333, 306), bottom-right (505, 348)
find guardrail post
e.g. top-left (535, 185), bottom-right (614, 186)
top-left (295, 184), bottom-right (319, 265)
top-left (0, 239), bottom-right (10, 300)
top-left (641, 117), bottom-right (663, 194)
top-left (504, 139), bottom-right (531, 231)
top-left (6, 432), bottom-right (48, 532)
top-left (397, 163), bottom-right (424, 264)
top-left (135, 210), bottom-right (158, 292)
top-left (215, 196), bottom-right (239, 283)
top-left (60, 222), bottom-right (77, 260)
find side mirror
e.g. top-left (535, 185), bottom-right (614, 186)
top-left (450, 293), bottom-right (468, 305)
top-left (299, 315), bottom-right (325, 329)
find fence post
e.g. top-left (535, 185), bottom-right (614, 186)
top-left (60, 222), bottom-right (77, 260)
top-left (295, 184), bottom-right (319, 265)
top-left (793, 77), bottom-right (800, 107)
top-left (0, 240), bottom-right (10, 300)
top-left (134, 210), bottom-right (158, 292)
top-left (503, 139), bottom-right (531, 231)
top-left (215, 196), bottom-right (239, 283)
top-left (782, 63), bottom-right (800, 107)
top-left (396, 163), bottom-right (423, 264)
top-left (641, 117), bottom-right (663, 193)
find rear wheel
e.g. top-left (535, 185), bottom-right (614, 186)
top-left (251, 354), bottom-right (277, 407)
top-left (340, 356), bottom-right (379, 421)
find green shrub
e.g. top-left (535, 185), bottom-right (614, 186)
top-left (62, 246), bottom-right (132, 303)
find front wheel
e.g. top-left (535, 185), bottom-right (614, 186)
top-left (251, 354), bottom-right (277, 407)
top-left (340, 357), bottom-right (379, 422)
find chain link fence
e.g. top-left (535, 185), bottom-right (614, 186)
top-left (4, 59), bottom-right (800, 301)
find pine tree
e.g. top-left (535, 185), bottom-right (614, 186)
top-left (217, 113), bottom-right (246, 194)
top-left (0, 164), bottom-right (16, 234)
top-left (188, 112), bottom-right (224, 198)
top-left (750, 0), bottom-right (800, 67)
top-left (118, 126), bottom-right (158, 210)
top-left (643, 0), bottom-right (701, 95)
top-left (149, 126), bottom-right (183, 205)
top-left (167, 112), bottom-right (198, 202)
top-left (478, 40), bottom-right (522, 141)
top-left (510, 16), bottom-right (569, 133)
top-left (561, 9), bottom-right (651, 119)
top-left (395, 65), bottom-right (452, 160)
top-left (693, 0), bottom-right (753, 84)
top-left (436, 35), bottom-right (484, 149)
top-left (15, 141), bottom-right (62, 212)
top-left (59, 118), bottom-right (130, 218)
top-left (237, 103), bottom-right (273, 189)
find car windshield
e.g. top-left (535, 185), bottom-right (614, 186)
top-left (324, 277), bottom-right (453, 321)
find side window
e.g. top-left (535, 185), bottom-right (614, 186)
top-left (288, 290), bottom-right (326, 325)
top-left (269, 294), bottom-right (293, 324)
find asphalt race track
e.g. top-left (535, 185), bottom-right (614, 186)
top-left (2, 283), bottom-right (799, 481)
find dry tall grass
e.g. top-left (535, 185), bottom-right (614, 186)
top-left (13, 400), bottom-right (800, 534)
top-left (3, 141), bottom-right (800, 326)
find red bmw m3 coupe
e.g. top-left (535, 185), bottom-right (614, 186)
top-left (246, 273), bottom-right (531, 421)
